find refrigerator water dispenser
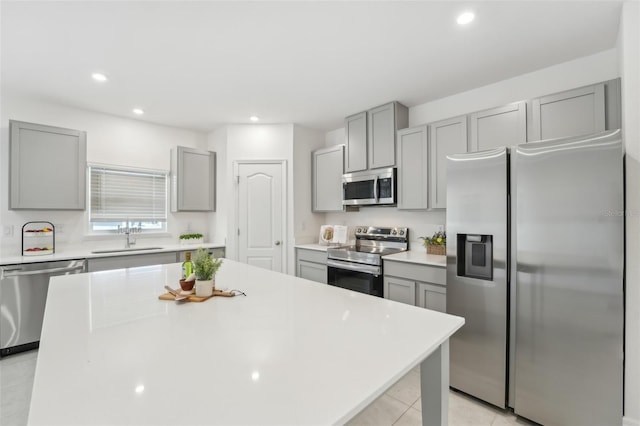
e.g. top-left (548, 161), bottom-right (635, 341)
top-left (457, 234), bottom-right (493, 280)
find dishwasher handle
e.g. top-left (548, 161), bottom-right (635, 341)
top-left (1, 263), bottom-right (85, 278)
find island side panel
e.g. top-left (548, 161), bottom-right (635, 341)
top-left (420, 341), bottom-right (449, 426)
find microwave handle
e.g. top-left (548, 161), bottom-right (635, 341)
top-left (373, 176), bottom-right (379, 201)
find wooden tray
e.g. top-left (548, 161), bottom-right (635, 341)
top-left (158, 290), bottom-right (235, 303)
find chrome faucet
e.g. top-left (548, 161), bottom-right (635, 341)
top-left (118, 225), bottom-right (140, 248)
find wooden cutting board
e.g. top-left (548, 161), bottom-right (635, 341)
top-left (158, 290), bottom-right (235, 303)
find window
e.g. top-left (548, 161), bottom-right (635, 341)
top-left (89, 165), bottom-right (168, 233)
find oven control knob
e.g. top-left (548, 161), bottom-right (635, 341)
top-left (399, 230), bottom-right (405, 235)
top-left (357, 228), bottom-right (362, 233)
top-left (392, 230), bottom-right (397, 235)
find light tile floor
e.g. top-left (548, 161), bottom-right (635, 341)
top-left (346, 365), bottom-right (532, 426)
top-left (1, 350), bottom-right (531, 426)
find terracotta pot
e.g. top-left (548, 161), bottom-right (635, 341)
top-left (179, 279), bottom-right (195, 291)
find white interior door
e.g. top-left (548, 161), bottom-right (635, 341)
top-left (236, 161), bottom-right (285, 272)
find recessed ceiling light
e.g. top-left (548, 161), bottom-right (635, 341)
top-left (133, 108), bottom-right (144, 115)
top-left (457, 11), bottom-right (475, 25)
top-left (91, 73), bottom-right (108, 82)
top-left (250, 116), bottom-right (260, 122)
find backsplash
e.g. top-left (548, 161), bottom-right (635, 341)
top-left (325, 207), bottom-right (446, 250)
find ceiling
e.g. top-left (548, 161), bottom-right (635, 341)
top-left (1, 1), bottom-right (623, 133)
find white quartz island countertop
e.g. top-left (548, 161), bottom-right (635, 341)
top-left (29, 260), bottom-right (464, 425)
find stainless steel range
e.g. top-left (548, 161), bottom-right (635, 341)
top-left (326, 226), bottom-right (408, 297)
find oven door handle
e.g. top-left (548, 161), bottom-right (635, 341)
top-left (327, 259), bottom-right (381, 275)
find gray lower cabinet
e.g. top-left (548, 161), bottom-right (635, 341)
top-left (469, 101), bottom-right (527, 152)
top-left (416, 282), bottom-right (446, 312)
top-left (383, 260), bottom-right (446, 312)
top-left (295, 248), bottom-right (327, 284)
top-left (383, 276), bottom-right (416, 305)
top-left (87, 252), bottom-right (178, 273)
top-left (171, 146), bottom-right (216, 212)
top-left (10, 120), bottom-right (86, 210)
top-left (397, 125), bottom-right (429, 210)
top-left (176, 247), bottom-right (225, 262)
top-left (312, 145), bottom-right (344, 212)
top-left (428, 116), bottom-right (468, 209)
top-left (530, 83), bottom-right (605, 141)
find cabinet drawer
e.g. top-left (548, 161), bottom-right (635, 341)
top-left (383, 260), bottom-right (446, 285)
top-left (296, 248), bottom-right (327, 264)
top-left (297, 260), bottom-right (327, 284)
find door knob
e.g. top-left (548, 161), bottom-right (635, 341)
top-left (275, 241), bottom-right (281, 246)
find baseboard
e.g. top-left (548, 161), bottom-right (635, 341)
top-left (624, 415), bottom-right (640, 426)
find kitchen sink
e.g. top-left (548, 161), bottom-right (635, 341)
top-left (91, 247), bottom-right (164, 254)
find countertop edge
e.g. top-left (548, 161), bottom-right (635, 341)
top-left (0, 243), bottom-right (226, 266)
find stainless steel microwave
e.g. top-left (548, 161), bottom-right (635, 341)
top-left (342, 168), bottom-right (396, 206)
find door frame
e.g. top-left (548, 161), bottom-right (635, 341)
top-left (233, 160), bottom-right (288, 273)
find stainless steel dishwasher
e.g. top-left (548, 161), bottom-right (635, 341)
top-left (0, 259), bottom-right (86, 357)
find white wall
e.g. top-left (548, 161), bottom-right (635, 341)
top-left (325, 48), bottom-right (620, 249)
top-left (293, 125), bottom-right (326, 245)
top-left (325, 127), bottom-right (345, 148)
top-left (0, 96), bottom-right (210, 255)
top-left (209, 124), bottom-right (325, 275)
top-left (618, 2), bottom-right (640, 424)
top-left (211, 124), bottom-right (294, 273)
top-left (207, 126), bottom-right (228, 245)
top-left (410, 48), bottom-right (619, 126)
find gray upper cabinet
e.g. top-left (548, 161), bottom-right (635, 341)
top-left (469, 101), bottom-right (527, 152)
top-left (368, 102), bottom-right (409, 169)
top-left (428, 116), bottom-right (468, 209)
top-left (345, 102), bottom-right (408, 172)
top-left (531, 83), bottom-right (605, 141)
top-left (397, 125), bottom-right (429, 210)
top-left (312, 145), bottom-right (344, 212)
top-left (171, 146), bottom-right (216, 212)
top-left (10, 120), bottom-right (86, 210)
top-left (345, 112), bottom-right (367, 172)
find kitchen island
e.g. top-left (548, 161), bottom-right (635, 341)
top-left (28, 260), bottom-right (464, 425)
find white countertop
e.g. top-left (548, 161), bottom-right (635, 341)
top-left (294, 243), bottom-right (331, 252)
top-left (294, 243), bottom-right (352, 252)
top-left (0, 243), bottom-right (225, 265)
top-left (383, 249), bottom-right (447, 267)
top-left (29, 260), bottom-right (463, 425)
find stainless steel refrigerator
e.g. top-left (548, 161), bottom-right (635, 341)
top-left (446, 130), bottom-right (624, 425)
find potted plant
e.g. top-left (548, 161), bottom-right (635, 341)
top-left (419, 229), bottom-right (446, 256)
top-left (192, 247), bottom-right (223, 296)
top-left (179, 233), bottom-right (204, 245)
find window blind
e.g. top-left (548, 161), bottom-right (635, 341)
top-left (90, 166), bottom-right (168, 222)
